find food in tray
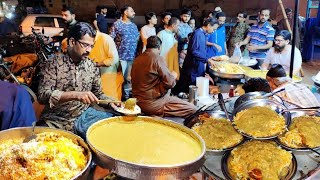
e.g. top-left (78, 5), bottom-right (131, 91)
top-left (245, 70), bottom-right (302, 82)
top-left (87, 118), bottom-right (202, 165)
top-left (279, 116), bottom-right (320, 148)
top-left (227, 140), bottom-right (293, 180)
top-left (192, 114), bottom-right (243, 150)
top-left (211, 62), bottom-right (245, 74)
top-left (213, 55), bottom-right (229, 61)
top-left (124, 98), bottom-right (137, 110)
top-left (0, 132), bottom-right (87, 179)
top-left (233, 106), bottom-right (286, 138)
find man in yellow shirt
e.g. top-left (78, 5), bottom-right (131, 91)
top-left (89, 31), bottom-right (124, 100)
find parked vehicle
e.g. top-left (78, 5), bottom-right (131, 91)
top-left (19, 14), bottom-right (64, 38)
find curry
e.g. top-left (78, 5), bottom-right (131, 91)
top-left (228, 140), bottom-right (293, 180)
top-left (233, 106), bottom-right (286, 138)
top-left (124, 98), bottom-right (137, 110)
top-left (87, 118), bottom-right (202, 165)
top-left (279, 116), bottom-right (320, 148)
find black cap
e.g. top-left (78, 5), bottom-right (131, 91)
top-left (266, 64), bottom-right (287, 78)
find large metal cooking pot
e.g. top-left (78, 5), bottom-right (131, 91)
top-left (86, 116), bottom-right (206, 180)
top-left (232, 99), bottom-right (291, 139)
top-left (0, 127), bottom-right (92, 180)
top-left (209, 67), bottom-right (245, 79)
top-left (221, 142), bottom-right (298, 180)
top-left (234, 91), bottom-right (284, 110)
top-left (193, 111), bottom-right (245, 156)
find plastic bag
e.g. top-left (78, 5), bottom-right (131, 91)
top-left (231, 45), bottom-right (242, 63)
top-left (232, 45), bottom-right (242, 58)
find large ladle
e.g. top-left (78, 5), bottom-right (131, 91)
top-left (218, 93), bottom-right (230, 120)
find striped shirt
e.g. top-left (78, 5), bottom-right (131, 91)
top-left (248, 22), bottom-right (275, 59)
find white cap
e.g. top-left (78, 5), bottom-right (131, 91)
top-left (215, 7), bottom-right (222, 12)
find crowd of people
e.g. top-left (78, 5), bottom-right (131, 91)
top-left (1, 4), bottom-right (320, 179)
top-left (1, 4), bottom-right (315, 131)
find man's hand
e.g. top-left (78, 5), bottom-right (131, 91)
top-left (96, 61), bottom-right (112, 67)
top-left (205, 73), bottom-right (214, 84)
top-left (182, 37), bottom-right (189, 43)
top-left (75, 91), bottom-right (99, 104)
top-left (214, 44), bottom-right (222, 52)
top-left (207, 58), bottom-right (216, 67)
top-left (235, 42), bottom-right (242, 47)
top-left (171, 71), bottom-right (178, 80)
top-left (247, 45), bottom-right (259, 52)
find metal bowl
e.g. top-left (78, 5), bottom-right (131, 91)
top-left (234, 91), bottom-right (284, 110)
top-left (86, 116), bottom-right (206, 180)
top-left (221, 146), bottom-right (297, 180)
top-left (208, 67), bottom-right (245, 79)
top-left (0, 127), bottom-right (92, 180)
top-left (274, 138), bottom-right (320, 152)
top-left (275, 115), bottom-right (320, 152)
top-left (232, 99), bottom-right (291, 139)
top-left (193, 111), bottom-right (245, 155)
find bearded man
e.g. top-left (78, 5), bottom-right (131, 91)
top-left (261, 30), bottom-right (302, 76)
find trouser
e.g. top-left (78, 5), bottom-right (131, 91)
top-left (120, 60), bottom-right (133, 99)
top-left (120, 60), bottom-right (133, 83)
top-left (163, 96), bottom-right (197, 118)
top-left (74, 107), bottom-right (113, 140)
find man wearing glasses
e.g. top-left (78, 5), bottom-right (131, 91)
top-left (261, 30), bottom-right (302, 76)
top-left (236, 8), bottom-right (275, 68)
top-left (38, 22), bottom-right (121, 139)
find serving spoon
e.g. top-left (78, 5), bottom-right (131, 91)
top-left (218, 93), bottom-right (230, 120)
top-left (23, 121), bottom-right (37, 143)
top-left (281, 107), bottom-right (320, 114)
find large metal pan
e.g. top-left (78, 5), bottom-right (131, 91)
top-left (192, 111), bottom-right (245, 156)
top-left (209, 67), bottom-right (245, 79)
top-left (221, 143), bottom-right (297, 180)
top-left (0, 127), bottom-right (92, 180)
top-left (234, 91), bottom-right (284, 110)
top-left (232, 99), bottom-right (291, 139)
top-left (86, 116), bottom-right (206, 180)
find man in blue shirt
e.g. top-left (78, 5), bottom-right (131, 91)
top-left (207, 12), bottom-right (227, 57)
top-left (237, 8), bottom-right (275, 68)
top-left (173, 18), bottom-right (219, 94)
top-left (93, 5), bottom-right (108, 34)
top-left (177, 8), bottom-right (193, 66)
top-left (110, 5), bottom-right (139, 98)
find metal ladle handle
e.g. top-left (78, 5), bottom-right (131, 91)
top-left (218, 93), bottom-right (230, 120)
top-left (282, 106), bottom-right (320, 113)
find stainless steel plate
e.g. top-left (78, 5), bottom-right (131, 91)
top-left (274, 138), bottom-right (320, 152)
top-left (221, 149), bottom-right (297, 180)
top-left (209, 68), bottom-right (245, 79)
top-left (232, 99), bottom-right (291, 139)
top-left (192, 111), bottom-right (245, 155)
top-left (234, 91), bottom-right (284, 110)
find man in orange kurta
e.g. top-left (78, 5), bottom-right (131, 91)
top-left (89, 31), bottom-right (124, 100)
top-left (131, 36), bottom-right (197, 118)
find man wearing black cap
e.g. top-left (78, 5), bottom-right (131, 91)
top-left (266, 64), bottom-right (319, 108)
